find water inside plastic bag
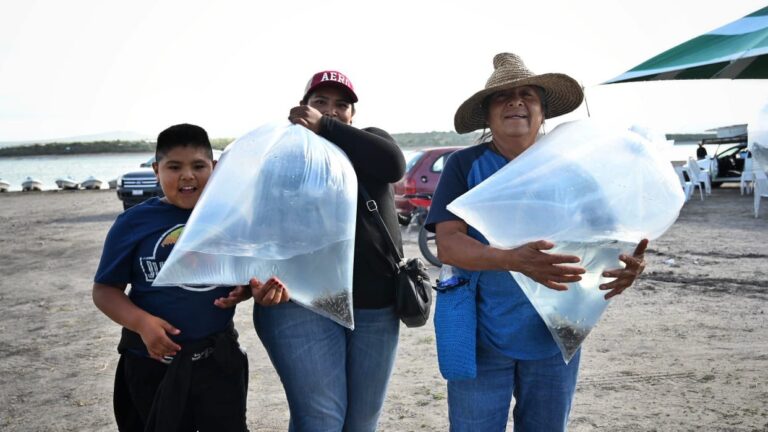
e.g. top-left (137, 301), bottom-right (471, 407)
top-left (153, 122), bottom-right (358, 328)
top-left (511, 240), bottom-right (635, 363)
top-left (447, 120), bottom-right (685, 362)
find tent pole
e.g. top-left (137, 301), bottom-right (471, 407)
top-left (582, 83), bottom-right (592, 118)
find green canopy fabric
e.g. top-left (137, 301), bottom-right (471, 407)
top-left (605, 6), bottom-right (768, 83)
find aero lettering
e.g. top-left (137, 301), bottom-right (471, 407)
top-left (321, 72), bottom-right (349, 87)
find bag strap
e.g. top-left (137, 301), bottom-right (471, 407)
top-left (359, 184), bottom-right (404, 264)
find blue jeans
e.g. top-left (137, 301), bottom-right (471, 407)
top-left (448, 344), bottom-right (581, 432)
top-left (254, 302), bottom-right (399, 432)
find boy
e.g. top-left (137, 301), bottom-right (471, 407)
top-left (93, 123), bottom-right (279, 431)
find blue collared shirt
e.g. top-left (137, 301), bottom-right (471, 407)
top-left (426, 143), bottom-right (559, 360)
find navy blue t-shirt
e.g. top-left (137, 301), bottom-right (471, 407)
top-left (95, 198), bottom-right (235, 343)
top-left (425, 143), bottom-right (559, 360)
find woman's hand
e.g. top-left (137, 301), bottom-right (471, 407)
top-left (288, 105), bottom-right (323, 134)
top-left (135, 315), bottom-right (181, 362)
top-left (435, 221), bottom-right (583, 290)
top-left (251, 277), bottom-right (290, 306)
top-left (213, 285), bottom-right (253, 309)
top-left (507, 240), bottom-right (586, 291)
top-left (600, 239), bottom-right (648, 299)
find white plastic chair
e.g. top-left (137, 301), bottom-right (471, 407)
top-left (683, 161), bottom-right (705, 201)
top-left (687, 157), bottom-right (712, 195)
top-left (700, 155), bottom-right (716, 176)
top-left (674, 165), bottom-right (693, 201)
top-left (754, 170), bottom-right (768, 218)
top-left (740, 157), bottom-right (755, 195)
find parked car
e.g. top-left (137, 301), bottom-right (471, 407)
top-left (116, 150), bottom-right (222, 210)
top-left (394, 146), bottom-right (463, 223)
top-left (705, 143), bottom-right (749, 187)
top-left (116, 158), bottom-right (162, 210)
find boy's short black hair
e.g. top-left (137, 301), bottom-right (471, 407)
top-left (156, 123), bottom-right (213, 162)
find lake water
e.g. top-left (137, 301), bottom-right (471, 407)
top-left (0, 143), bottom-right (714, 192)
top-left (0, 153), bottom-right (153, 191)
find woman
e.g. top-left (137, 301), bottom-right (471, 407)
top-left (253, 70), bottom-right (406, 432)
top-left (425, 53), bottom-right (648, 431)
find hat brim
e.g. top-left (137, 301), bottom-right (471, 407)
top-left (453, 73), bottom-right (584, 134)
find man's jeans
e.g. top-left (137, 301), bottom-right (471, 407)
top-left (254, 302), bottom-right (399, 432)
top-left (448, 344), bottom-right (581, 432)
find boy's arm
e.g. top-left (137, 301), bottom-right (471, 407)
top-left (92, 283), bottom-right (182, 360)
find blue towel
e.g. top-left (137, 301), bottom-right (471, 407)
top-left (434, 271), bottom-right (479, 381)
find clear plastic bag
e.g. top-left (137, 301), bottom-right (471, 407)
top-left (447, 119), bottom-right (685, 362)
top-left (153, 122), bottom-right (358, 329)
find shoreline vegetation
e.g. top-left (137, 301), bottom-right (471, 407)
top-left (0, 131), bottom-right (480, 157)
top-left (0, 138), bottom-right (235, 157)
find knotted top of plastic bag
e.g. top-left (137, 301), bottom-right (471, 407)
top-left (447, 119), bottom-right (685, 247)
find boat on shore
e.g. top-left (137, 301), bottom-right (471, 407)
top-left (55, 176), bottom-right (80, 190)
top-left (22, 177), bottom-right (43, 191)
top-left (0, 179), bottom-right (9, 192)
top-left (81, 176), bottom-right (104, 190)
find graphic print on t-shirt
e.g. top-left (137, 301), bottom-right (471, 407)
top-left (140, 224), bottom-right (218, 292)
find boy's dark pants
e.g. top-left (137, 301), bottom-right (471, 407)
top-left (113, 329), bottom-right (248, 432)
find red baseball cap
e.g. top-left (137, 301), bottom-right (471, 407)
top-left (302, 70), bottom-right (358, 103)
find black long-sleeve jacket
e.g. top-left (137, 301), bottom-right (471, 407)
top-left (319, 117), bottom-right (406, 308)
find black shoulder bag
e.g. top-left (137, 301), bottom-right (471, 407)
top-left (360, 186), bottom-right (432, 327)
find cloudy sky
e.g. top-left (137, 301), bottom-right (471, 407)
top-left (0, 0), bottom-right (766, 141)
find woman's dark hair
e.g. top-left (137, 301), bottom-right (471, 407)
top-left (155, 123), bottom-right (213, 162)
top-left (477, 128), bottom-right (492, 145)
top-left (302, 85), bottom-right (356, 116)
top-left (535, 87), bottom-right (548, 117)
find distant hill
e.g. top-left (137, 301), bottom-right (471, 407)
top-left (0, 131), bottom-right (151, 149)
top-left (0, 130), bottom-right (476, 157)
top-left (392, 131), bottom-right (481, 148)
top-left (0, 137), bottom-right (235, 157)
top-left (0, 141), bottom-right (154, 156)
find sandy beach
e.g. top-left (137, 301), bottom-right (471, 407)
top-left (0, 187), bottom-right (766, 431)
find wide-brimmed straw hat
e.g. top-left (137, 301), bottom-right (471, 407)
top-left (454, 52), bottom-right (584, 134)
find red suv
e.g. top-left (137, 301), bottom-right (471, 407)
top-left (394, 146), bottom-right (463, 221)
